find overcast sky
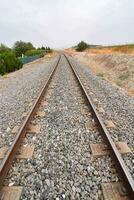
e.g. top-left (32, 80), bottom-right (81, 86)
top-left (0, 0), bottom-right (134, 48)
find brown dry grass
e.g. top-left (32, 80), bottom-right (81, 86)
top-left (66, 45), bottom-right (134, 55)
top-left (86, 48), bottom-right (114, 54)
top-left (87, 46), bottom-right (134, 55)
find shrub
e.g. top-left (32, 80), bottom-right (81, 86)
top-left (0, 51), bottom-right (22, 74)
top-left (96, 72), bottom-right (104, 77)
top-left (76, 41), bottom-right (89, 51)
top-left (25, 49), bottom-right (45, 57)
top-left (41, 46), bottom-right (45, 50)
top-left (45, 47), bottom-right (53, 53)
top-left (0, 56), bottom-right (6, 75)
top-left (118, 73), bottom-right (129, 81)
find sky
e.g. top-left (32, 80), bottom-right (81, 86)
top-left (0, 0), bottom-right (134, 48)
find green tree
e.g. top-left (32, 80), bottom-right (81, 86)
top-left (41, 46), bottom-right (45, 50)
top-left (45, 47), bottom-right (52, 53)
top-left (0, 44), bottom-right (10, 54)
top-left (76, 41), bottom-right (89, 51)
top-left (13, 41), bottom-right (35, 57)
top-left (0, 55), bottom-right (6, 75)
top-left (0, 51), bottom-right (22, 74)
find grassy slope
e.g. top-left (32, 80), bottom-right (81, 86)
top-left (65, 45), bottom-right (134, 96)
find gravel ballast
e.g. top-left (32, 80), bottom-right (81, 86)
top-left (3, 55), bottom-right (120, 200)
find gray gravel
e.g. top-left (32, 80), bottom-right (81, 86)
top-left (0, 56), bottom-right (58, 148)
top-left (3, 55), bottom-right (119, 200)
top-left (69, 55), bottom-right (134, 178)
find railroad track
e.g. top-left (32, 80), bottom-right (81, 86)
top-left (0, 54), bottom-right (133, 199)
top-left (65, 55), bottom-right (134, 199)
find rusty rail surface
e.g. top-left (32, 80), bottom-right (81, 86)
top-left (0, 55), bottom-right (61, 189)
top-left (65, 54), bottom-right (134, 199)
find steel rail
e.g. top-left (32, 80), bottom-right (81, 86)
top-left (65, 54), bottom-right (134, 199)
top-left (0, 55), bottom-right (61, 189)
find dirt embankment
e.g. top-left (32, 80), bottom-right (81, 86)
top-left (66, 49), bottom-right (134, 96)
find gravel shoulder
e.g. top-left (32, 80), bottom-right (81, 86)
top-left (0, 55), bottom-right (58, 147)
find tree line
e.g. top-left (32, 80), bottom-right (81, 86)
top-left (0, 41), bottom-right (52, 75)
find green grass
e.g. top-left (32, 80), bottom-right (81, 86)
top-left (118, 73), bottom-right (130, 81)
top-left (96, 72), bottom-right (104, 77)
top-left (115, 73), bottom-right (130, 87)
top-left (115, 80), bottom-right (123, 87)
